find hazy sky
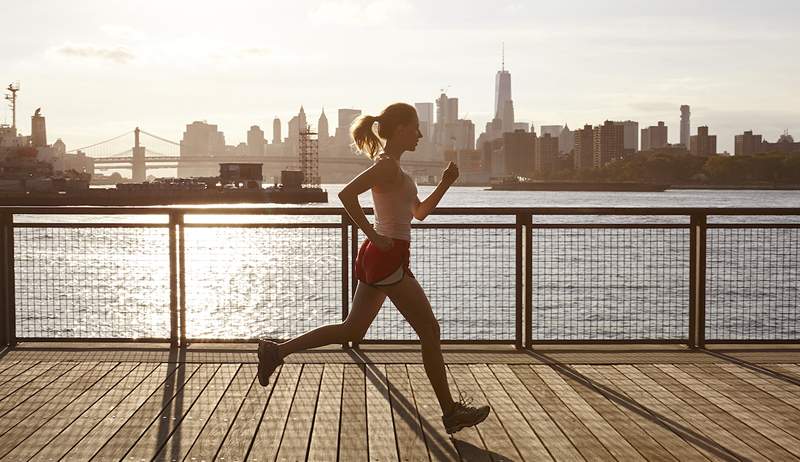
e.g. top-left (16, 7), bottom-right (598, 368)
top-left (4, 0), bottom-right (799, 152)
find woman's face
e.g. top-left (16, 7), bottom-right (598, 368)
top-left (394, 116), bottom-right (423, 152)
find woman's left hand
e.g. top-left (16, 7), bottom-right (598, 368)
top-left (442, 162), bottom-right (459, 185)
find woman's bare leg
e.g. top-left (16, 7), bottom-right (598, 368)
top-left (380, 276), bottom-right (455, 415)
top-left (277, 282), bottom-right (386, 359)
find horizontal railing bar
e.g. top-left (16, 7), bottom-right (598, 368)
top-left (13, 223), bottom-right (170, 228)
top-left (411, 224), bottom-right (516, 229)
top-left (705, 339), bottom-right (800, 344)
top-left (182, 223), bottom-right (342, 229)
top-left (16, 337), bottom-right (173, 343)
top-left (528, 339), bottom-right (689, 344)
top-left (706, 223), bottom-right (800, 229)
top-left (2, 206), bottom-right (799, 215)
top-left (355, 339), bottom-right (516, 345)
top-left (531, 224), bottom-right (690, 229)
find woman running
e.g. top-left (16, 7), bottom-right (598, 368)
top-left (257, 102), bottom-right (490, 434)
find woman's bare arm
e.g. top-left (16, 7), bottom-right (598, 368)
top-left (413, 161), bottom-right (459, 221)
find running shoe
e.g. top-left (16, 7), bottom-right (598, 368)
top-left (257, 339), bottom-right (283, 386)
top-left (441, 394), bottom-right (491, 434)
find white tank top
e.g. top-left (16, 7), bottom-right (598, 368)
top-left (371, 159), bottom-right (418, 241)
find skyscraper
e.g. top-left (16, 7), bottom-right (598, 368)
top-left (540, 125), bottom-right (563, 138)
top-left (735, 130), bottom-right (763, 156)
top-left (592, 121), bottom-right (625, 168)
top-left (247, 125), bottom-right (265, 156)
top-left (435, 93), bottom-right (459, 145)
top-left (680, 105), bottom-right (691, 148)
top-left (614, 120), bottom-right (639, 153)
top-left (494, 45), bottom-right (514, 134)
top-left (690, 126), bottom-right (716, 156)
top-left (559, 124), bottom-right (574, 154)
top-left (272, 117), bottom-right (281, 144)
top-left (641, 122), bottom-right (668, 151)
top-left (574, 124), bottom-right (594, 170)
top-left (415, 102), bottom-right (434, 139)
top-left (318, 108), bottom-right (329, 141)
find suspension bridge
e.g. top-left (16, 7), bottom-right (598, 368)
top-left (69, 128), bottom-right (447, 182)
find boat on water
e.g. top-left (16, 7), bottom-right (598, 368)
top-left (487, 177), bottom-right (670, 192)
top-left (0, 162), bottom-right (328, 205)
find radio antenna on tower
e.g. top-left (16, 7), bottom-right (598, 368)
top-left (5, 82), bottom-right (20, 130)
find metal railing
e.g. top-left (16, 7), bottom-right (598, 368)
top-left (1, 206), bottom-right (798, 348)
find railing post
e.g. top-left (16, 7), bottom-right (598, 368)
top-left (168, 212), bottom-right (179, 347)
top-left (1, 213), bottom-right (15, 347)
top-left (349, 221), bottom-right (359, 349)
top-left (524, 213), bottom-right (533, 349)
top-left (177, 212), bottom-right (186, 347)
top-left (515, 214), bottom-right (524, 349)
top-left (689, 213), bottom-right (707, 348)
top-left (341, 213), bottom-right (350, 349)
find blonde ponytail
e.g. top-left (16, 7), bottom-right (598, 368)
top-left (350, 103), bottom-right (418, 160)
top-left (350, 115), bottom-right (383, 159)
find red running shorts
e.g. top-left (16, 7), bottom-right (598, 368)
top-left (355, 238), bottom-right (415, 287)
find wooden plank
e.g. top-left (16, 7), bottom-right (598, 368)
top-left (365, 363), bottom-right (399, 462)
top-left (573, 365), bottom-right (712, 462)
top-left (445, 365), bottom-right (490, 461)
top-left (406, 364), bottom-right (459, 462)
top-left (215, 364), bottom-right (281, 461)
top-left (0, 362), bottom-right (65, 407)
top-left (559, 370), bottom-right (676, 461)
top-left (308, 364), bottom-right (344, 462)
top-left (62, 363), bottom-right (198, 460)
top-left (632, 363), bottom-right (793, 461)
top-left (386, 364), bottom-right (428, 462)
top-left (184, 363), bottom-right (255, 460)
top-left (122, 364), bottom-right (220, 460)
top-left (511, 365), bottom-right (613, 461)
top-left (469, 364), bottom-right (552, 461)
top-left (490, 364), bottom-right (583, 461)
top-left (718, 363), bottom-right (800, 411)
top-left (679, 365), bottom-right (800, 455)
top-left (533, 365), bottom-right (644, 461)
top-left (449, 364), bottom-right (521, 460)
top-left (338, 363), bottom-right (369, 461)
top-left (0, 360), bottom-right (19, 373)
top-left (662, 363), bottom-right (800, 457)
top-left (247, 362), bottom-right (303, 461)
top-left (0, 361), bottom-right (119, 458)
top-left (0, 361), bottom-right (24, 384)
top-left (276, 363), bottom-right (324, 461)
top-left (30, 362), bottom-right (162, 461)
top-left (0, 361), bottom-right (102, 436)
top-left (687, 364), bottom-right (800, 434)
top-left (153, 363), bottom-right (239, 461)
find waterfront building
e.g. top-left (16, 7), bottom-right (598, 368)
top-left (540, 125), bottom-right (562, 138)
top-left (559, 124), bottom-right (574, 154)
top-left (735, 130), bottom-right (764, 156)
top-left (761, 132), bottom-right (800, 155)
top-left (641, 121), bottom-right (668, 151)
top-left (592, 121), bottom-right (625, 168)
top-left (536, 133), bottom-right (558, 175)
top-left (247, 125), bottom-right (265, 156)
top-left (415, 102), bottom-right (434, 139)
top-left (618, 120), bottom-right (639, 153)
top-left (680, 105), bottom-right (691, 148)
top-left (272, 118), bottom-right (281, 144)
top-left (573, 124), bottom-right (594, 170)
top-left (502, 129), bottom-right (535, 177)
top-left (690, 126), bottom-right (717, 156)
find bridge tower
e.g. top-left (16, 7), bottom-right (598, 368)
top-left (132, 127), bottom-right (146, 182)
top-left (298, 125), bottom-right (320, 187)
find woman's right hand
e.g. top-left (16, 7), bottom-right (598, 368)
top-left (371, 234), bottom-right (395, 251)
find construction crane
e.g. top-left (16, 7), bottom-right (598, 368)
top-left (5, 81), bottom-right (20, 130)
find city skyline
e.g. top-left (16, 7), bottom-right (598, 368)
top-left (3, 0), bottom-right (800, 153)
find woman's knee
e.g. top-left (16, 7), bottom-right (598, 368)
top-left (340, 321), bottom-right (369, 342)
top-left (416, 318), bottom-right (441, 342)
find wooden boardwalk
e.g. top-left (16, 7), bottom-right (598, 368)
top-left (0, 344), bottom-right (798, 461)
